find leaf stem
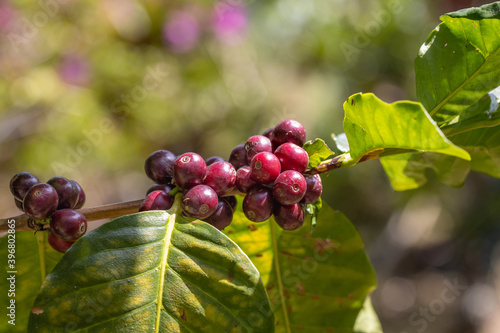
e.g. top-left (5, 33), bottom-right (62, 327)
top-left (36, 232), bottom-right (47, 282)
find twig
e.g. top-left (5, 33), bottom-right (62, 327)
top-left (0, 199), bottom-right (144, 232)
top-left (1, 153), bottom-right (358, 232)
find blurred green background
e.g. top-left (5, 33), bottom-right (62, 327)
top-left (1, 0), bottom-right (499, 332)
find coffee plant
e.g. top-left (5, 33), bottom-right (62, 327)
top-left (1, 2), bottom-right (500, 332)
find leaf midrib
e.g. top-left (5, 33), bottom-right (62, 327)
top-left (428, 24), bottom-right (500, 117)
top-left (270, 221), bottom-right (291, 333)
top-left (155, 213), bottom-right (177, 331)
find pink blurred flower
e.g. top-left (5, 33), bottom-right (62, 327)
top-left (213, 2), bottom-right (247, 43)
top-left (163, 11), bottom-right (199, 53)
top-left (59, 55), bottom-right (92, 86)
top-left (0, 1), bottom-right (14, 30)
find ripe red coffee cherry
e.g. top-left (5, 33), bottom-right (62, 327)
top-left (262, 128), bottom-right (273, 140)
top-left (235, 166), bottom-right (257, 193)
top-left (204, 199), bottom-right (233, 230)
top-left (242, 186), bottom-right (274, 222)
top-left (144, 150), bottom-right (176, 184)
top-left (274, 203), bottom-right (305, 231)
top-left (182, 185), bottom-right (218, 219)
top-left (9, 172), bottom-right (40, 201)
top-left (205, 156), bottom-right (225, 166)
top-left (14, 198), bottom-right (23, 212)
top-left (146, 183), bottom-right (175, 196)
top-left (23, 183), bottom-right (59, 220)
top-left (204, 161), bottom-right (237, 196)
top-left (71, 180), bottom-right (86, 209)
top-left (139, 190), bottom-right (174, 212)
top-left (274, 143), bottom-right (309, 173)
top-left (174, 152), bottom-right (207, 189)
top-left (50, 209), bottom-right (87, 242)
top-left (244, 135), bottom-right (272, 163)
top-left (48, 176), bottom-right (79, 209)
top-left (302, 174), bottom-right (323, 204)
top-left (250, 152), bottom-right (281, 184)
top-left (228, 144), bottom-right (247, 170)
top-left (272, 170), bottom-right (307, 205)
top-left (271, 119), bottom-right (306, 148)
top-left (223, 196), bottom-right (237, 212)
top-left (48, 231), bottom-right (75, 253)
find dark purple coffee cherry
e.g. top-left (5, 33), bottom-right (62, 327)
top-left (228, 144), bottom-right (247, 170)
top-left (9, 172), bottom-right (40, 201)
top-left (182, 185), bottom-right (218, 219)
top-left (206, 156), bottom-right (225, 166)
top-left (48, 231), bottom-right (74, 253)
top-left (302, 174), bottom-right (323, 204)
top-left (144, 150), bottom-right (176, 184)
top-left (274, 203), bottom-right (305, 231)
top-left (50, 209), bottom-right (87, 242)
top-left (146, 183), bottom-right (175, 196)
top-left (14, 198), bottom-right (23, 212)
top-left (204, 199), bottom-right (233, 230)
top-left (204, 161), bottom-right (237, 196)
top-left (48, 176), bottom-right (79, 209)
top-left (23, 183), bottom-right (59, 220)
top-left (174, 152), bottom-right (207, 189)
top-left (244, 135), bottom-right (272, 163)
top-left (242, 186), bottom-right (274, 222)
top-left (70, 180), bottom-right (86, 209)
top-left (250, 152), bottom-right (281, 184)
top-left (272, 119), bottom-right (306, 148)
top-left (274, 143), bottom-right (309, 173)
top-left (263, 128), bottom-right (274, 140)
top-left (235, 166), bottom-right (258, 193)
top-left (272, 170), bottom-right (307, 205)
top-left (223, 196), bottom-right (237, 212)
top-left (139, 190), bottom-right (174, 212)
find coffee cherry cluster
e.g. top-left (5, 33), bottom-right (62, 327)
top-left (142, 119), bottom-right (323, 231)
top-left (9, 172), bottom-right (87, 253)
top-left (143, 150), bottom-right (237, 231)
top-left (230, 119), bottom-right (322, 230)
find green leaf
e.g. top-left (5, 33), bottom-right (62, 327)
top-left (342, 93), bottom-right (470, 166)
top-left (380, 152), bottom-right (471, 191)
top-left (303, 139), bottom-right (335, 168)
top-left (441, 88), bottom-right (500, 137)
top-left (332, 133), bottom-right (350, 153)
top-left (28, 210), bottom-right (274, 332)
top-left (452, 125), bottom-right (500, 177)
top-left (416, 2), bottom-right (500, 127)
top-left (353, 297), bottom-right (383, 333)
top-left (225, 200), bottom-right (378, 332)
top-left (0, 232), bottom-right (63, 332)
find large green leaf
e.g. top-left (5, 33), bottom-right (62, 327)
top-left (416, 2), bottom-right (500, 127)
top-left (225, 200), bottom-right (378, 332)
top-left (341, 93), bottom-right (470, 166)
top-left (452, 125), bottom-right (500, 177)
top-left (28, 210), bottom-right (274, 332)
top-left (380, 152), bottom-right (471, 191)
top-left (0, 231), bottom-right (63, 332)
